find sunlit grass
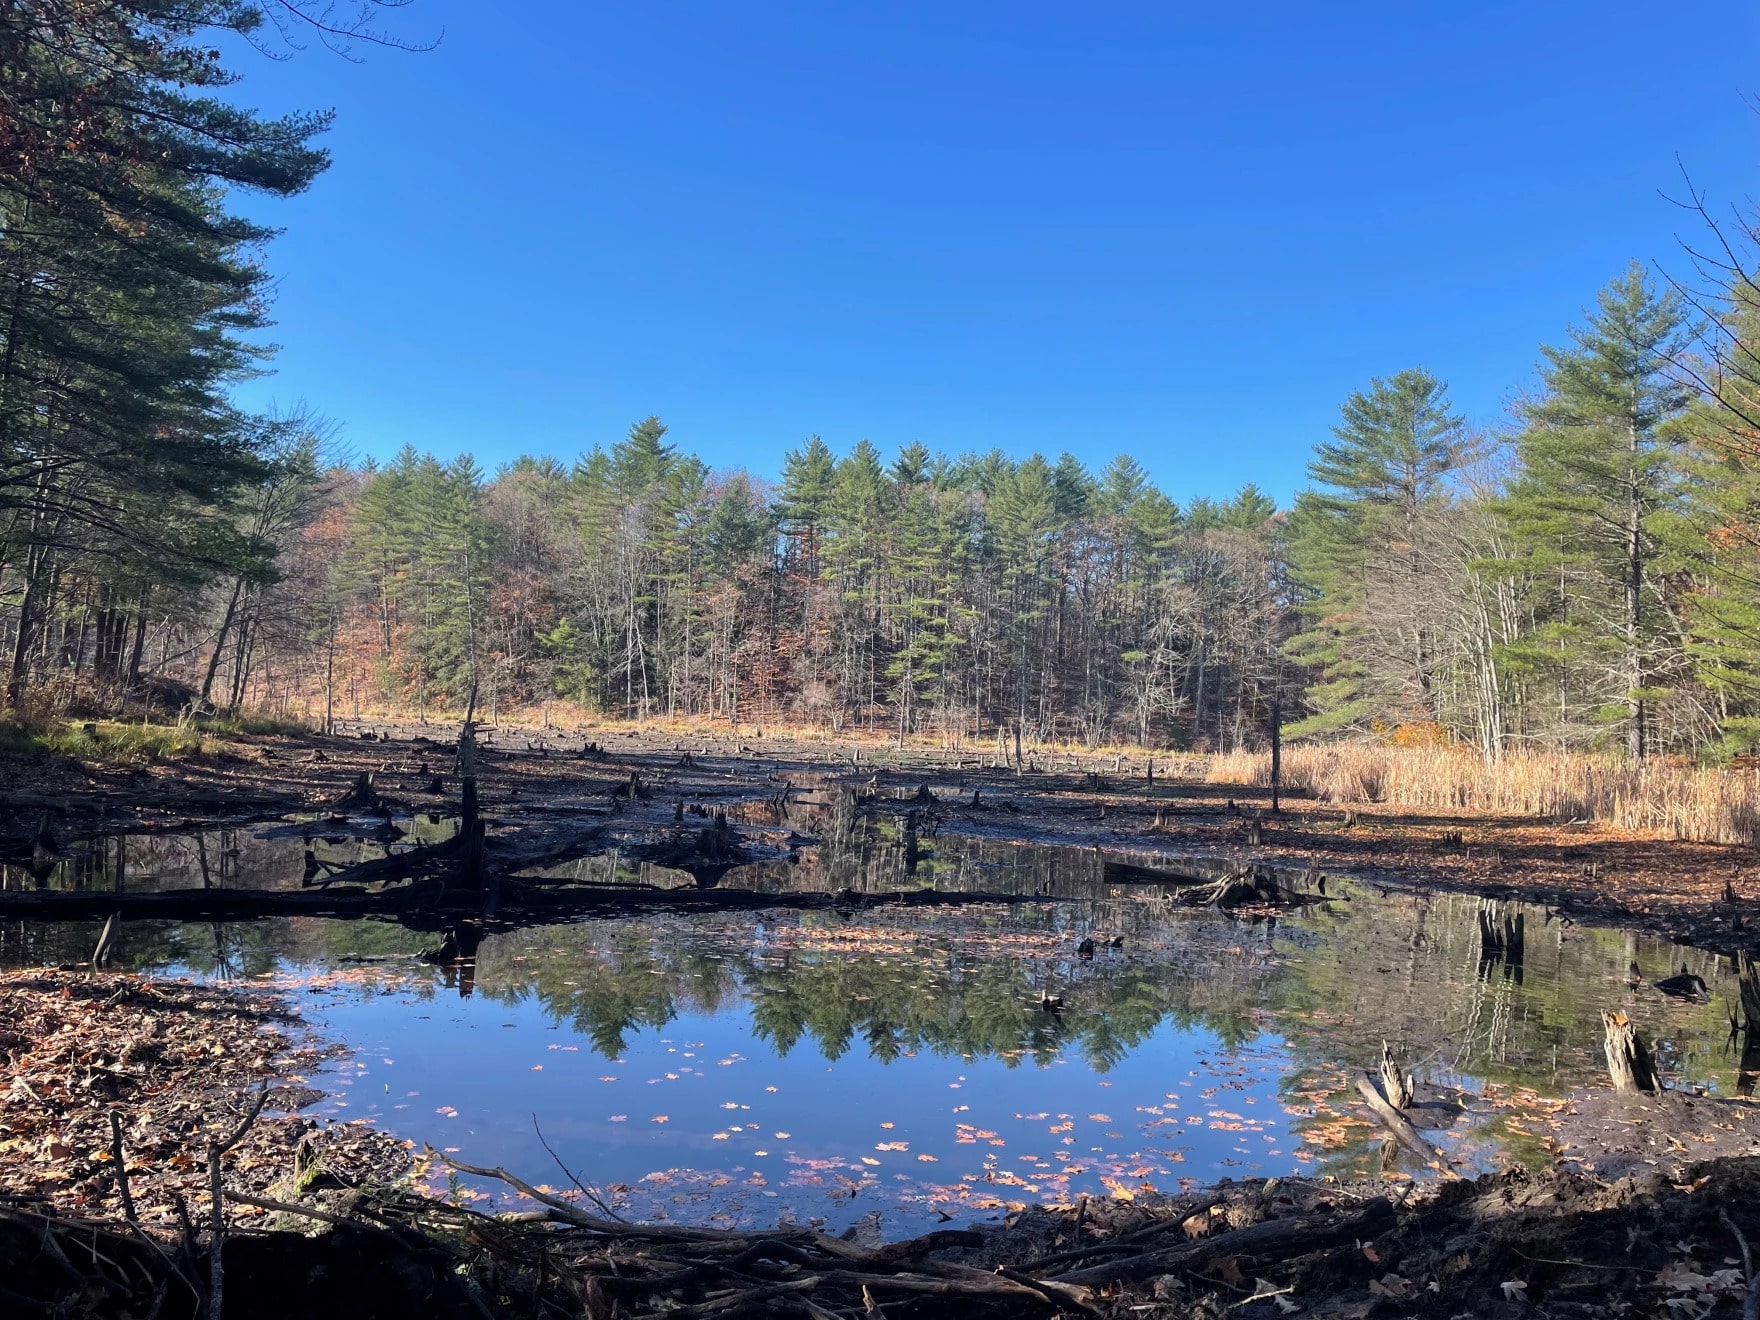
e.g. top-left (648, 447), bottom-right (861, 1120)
top-left (0, 717), bottom-right (203, 763)
top-left (200, 712), bottom-right (308, 737)
top-left (1206, 742), bottom-right (1760, 844)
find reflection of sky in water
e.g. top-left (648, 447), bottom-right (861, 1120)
top-left (4, 823), bottom-right (1748, 1239)
top-left (298, 973), bottom-right (1301, 1236)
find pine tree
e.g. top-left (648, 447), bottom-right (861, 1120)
top-left (0, 1), bottom-right (331, 708)
top-left (1287, 369), bottom-right (1472, 735)
top-left (1503, 265), bottom-right (1692, 756)
top-left (1661, 290), bottom-right (1760, 749)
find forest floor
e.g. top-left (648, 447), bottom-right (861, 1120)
top-left (3, 716), bottom-right (1757, 958)
top-left (7, 720), bottom-right (1760, 1315)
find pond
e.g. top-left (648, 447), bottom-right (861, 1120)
top-left (2, 813), bottom-right (1750, 1240)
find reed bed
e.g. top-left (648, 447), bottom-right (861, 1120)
top-left (1204, 743), bottom-right (1760, 845)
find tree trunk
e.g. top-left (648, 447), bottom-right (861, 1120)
top-left (125, 588), bottom-right (151, 689)
top-left (1627, 417), bottom-right (1645, 760)
top-left (1602, 1010), bottom-right (1657, 1092)
top-left (201, 576), bottom-right (247, 706)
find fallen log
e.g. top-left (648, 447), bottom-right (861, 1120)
top-left (1355, 1072), bottom-right (1448, 1165)
top-left (0, 874), bottom-right (1067, 927)
top-left (1050, 1196), bottom-right (1395, 1287)
top-left (0, 882), bottom-right (443, 921)
top-left (1101, 859), bottom-right (1211, 886)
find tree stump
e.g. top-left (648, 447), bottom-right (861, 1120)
top-left (1379, 1041), bottom-right (1413, 1110)
top-left (330, 772), bottom-right (381, 812)
top-left (1602, 1010), bottom-right (1658, 1093)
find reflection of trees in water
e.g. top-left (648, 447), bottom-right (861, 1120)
top-left (1269, 891), bottom-right (1737, 1092)
top-left (0, 816), bottom-right (458, 897)
top-left (467, 908), bottom-right (1283, 1071)
top-left (0, 911), bottom-right (434, 978)
top-left (2, 821), bottom-right (1744, 1097)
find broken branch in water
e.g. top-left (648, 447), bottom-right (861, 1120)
top-left (1354, 1072), bottom-right (1450, 1168)
top-left (1379, 1040), bottom-right (1414, 1110)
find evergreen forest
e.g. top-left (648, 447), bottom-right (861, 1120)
top-left (13, 3), bottom-right (1760, 760)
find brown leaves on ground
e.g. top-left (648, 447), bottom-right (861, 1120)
top-left (0, 970), bottom-right (411, 1226)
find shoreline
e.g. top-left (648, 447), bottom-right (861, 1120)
top-left (4, 719), bottom-right (1757, 960)
top-left (3, 966), bottom-right (1759, 1317)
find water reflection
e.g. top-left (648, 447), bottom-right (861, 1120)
top-left (0, 814), bottom-right (458, 894)
top-left (1, 815), bottom-right (1752, 1236)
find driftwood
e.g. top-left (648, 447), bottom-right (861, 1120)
top-left (1603, 1009), bottom-right (1659, 1093)
top-left (1354, 1073), bottom-right (1447, 1166)
top-left (0, 1174), bottom-right (1401, 1319)
top-left (419, 1154), bottom-right (1096, 1316)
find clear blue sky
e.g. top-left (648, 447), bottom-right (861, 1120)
top-left (227, 0), bottom-right (1760, 504)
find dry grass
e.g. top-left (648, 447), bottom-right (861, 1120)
top-left (1205, 743), bottom-right (1760, 846)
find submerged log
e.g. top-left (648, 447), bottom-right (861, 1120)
top-left (1101, 855), bottom-right (1338, 904)
top-left (1603, 1009), bottom-right (1659, 1093)
top-left (1101, 859), bottom-right (1210, 886)
top-left (0, 876), bottom-right (1053, 924)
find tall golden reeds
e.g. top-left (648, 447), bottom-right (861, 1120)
top-left (1204, 743), bottom-right (1760, 845)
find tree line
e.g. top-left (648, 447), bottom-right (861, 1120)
top-left (11, 5), bottom-right (1760, 756)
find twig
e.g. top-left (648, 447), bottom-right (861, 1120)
top-left (531, 1114), bottom-right (624, 1221)
top-left (1230, 1283), bottom-right (1294, 1308)
top-left (222, 1190), bottom-right (403, 1243)
top-left (207, 1083), bottom-right (270, 1320)
top-left (1509, 1248), bottom-right (1645, 1271)
top-left (109, 1110), bottom-right (138, 1226)
top-left (215, 1083), bottom-right (272, 1155)
top-left (990, 1263), bottom-right (1103, 1318)
top-left (1721, 1210), bottom-right (1760, 1320)
top-left (1013, 1196), bottom-right (1224, 1272)
top-left (663, 1276), bottom-right (821, 1318)
top-left (432, 1150), bottom-right (818, 1246)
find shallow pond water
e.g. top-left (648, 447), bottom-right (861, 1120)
top-left (2, 819), bottom-right (1751, 1239)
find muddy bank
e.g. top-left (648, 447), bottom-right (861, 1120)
top-left (4, 966), bottom-right (1760, 1316)
top-left (11, 1105), bottom-right (1760, 1318)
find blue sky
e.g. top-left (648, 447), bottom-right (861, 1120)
top-left (227, 0), bottom-right (1760, 505)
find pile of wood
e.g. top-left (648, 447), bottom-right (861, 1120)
top-left (10, 1141), bottom-right (1760, 1319)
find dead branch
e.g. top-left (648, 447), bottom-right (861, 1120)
top-left (1354, 1073), bottom-right (1447, 1166)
